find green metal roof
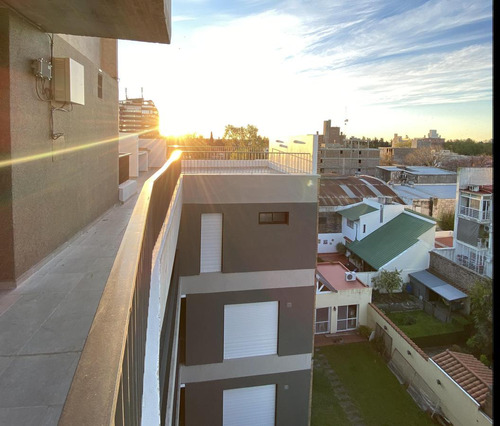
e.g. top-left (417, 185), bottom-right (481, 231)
top-left (338, 204), bottom-right (377, 221)
top-left (347, 212), bottom-right (435, 270)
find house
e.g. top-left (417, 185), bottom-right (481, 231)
top-left (0, 1), bottom-right (170, 288)
top-left (433, 168), bottom-right (493, 279)
top-left (342, 207), bottom-right (436, 285)
top-left (376, 165), bottom-right (457, 185)
top-left (317, 175), bottom-right (404, 254)
top-left (315, 262), bottom-right (372, 335)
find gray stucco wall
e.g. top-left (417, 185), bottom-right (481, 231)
top-left (185, 286), bottom-right (315, 366)
top-left (3, 11), bottom-right (119, 282)
top-left (177, 202), bottom-right (318, 276)
top-left (0, 9), bottom-right (15, 283)
top-left (184, 369), bottom-right (311, 426)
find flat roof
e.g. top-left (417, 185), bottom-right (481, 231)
top-left (4, 0), bottom-right (171, 43)
top-left (409, 270), bottom-right (467, 301)
top-left (405, 166), bottom-right (456, 175)
top-left (338, 203), bottom-right (378, 221)
top-left (392, 184), bottom-right (457, 200)
top-left (316, 262), bottom-right (367, 291)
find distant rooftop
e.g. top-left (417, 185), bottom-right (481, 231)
top-left (392, 184), bottom-right (457, 200)
top-left (338, 203), bottom-right (378, 221)
top-left (404, 166), bottom-right (456, 176)
top-left (319, 175), bottom-right (404, 207)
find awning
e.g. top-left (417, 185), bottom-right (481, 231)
top-left (409, 270), bottom-right (467, 301)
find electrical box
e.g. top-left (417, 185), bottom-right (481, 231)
top-left (52, 58), bottom-right (85, 105)
top-left (31, 58), bottom-right (52, 79)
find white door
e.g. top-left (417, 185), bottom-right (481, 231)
top-left (224, 301), bottom-right (278, 359)
top-left (200, 213), bottom-right (222, 273)
top-left (223, 384), bottom-right (276, 426)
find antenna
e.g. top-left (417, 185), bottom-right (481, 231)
top-left (125, 88), bottom-right (128, 99)
top-left (141, 87), bottom-right (144, 99)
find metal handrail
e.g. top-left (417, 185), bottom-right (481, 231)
top-left (59, 151), bottom-right (182, 425)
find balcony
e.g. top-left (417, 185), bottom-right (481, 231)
top-left (458, 205), bottom-right (492, 222)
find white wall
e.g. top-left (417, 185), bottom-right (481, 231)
top-left (317, 233), bottom-right (343, 254)
top-left (139, 138), bottom-right (167, 168)
top-left (316, 287), bottom-right (372, 333)
top-left (142, 178), bottom-right (183, 426)
top-left (367, 305), bottom-right (492, 426)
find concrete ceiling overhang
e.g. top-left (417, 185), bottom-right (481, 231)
top-left (2, 0), bottom-right (171, 43)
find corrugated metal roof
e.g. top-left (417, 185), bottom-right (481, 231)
top-left (432, 350), bottom-right (492, 407)
top-left (405, 166), bottom-right (457, 176)
top-left (319, 175), bottom-right (405, 207)
top-left (409, 270), bottom-right (467, 301)
top-left (347, 212), bottom-right (435, 270)
top-left (392, 184), bottom-right (457, 200)
top-left (338, 204), bottom-right (377, 221)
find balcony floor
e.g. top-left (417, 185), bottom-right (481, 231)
top-left (0, 169), bottom-right (158, 426)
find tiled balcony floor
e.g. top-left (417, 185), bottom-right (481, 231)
top-left (0, 169), bottom-right (157, 426)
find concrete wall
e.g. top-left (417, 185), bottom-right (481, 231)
top-left (184, 286), bottom-right (315, 365)
top-left (367, 305), bottom-right (491, 426)
top-left (184, 369), bottom-right (311, 426)
top-left (2, 10), bottom-right (119, 285)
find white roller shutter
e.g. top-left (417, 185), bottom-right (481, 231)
top-left (200, 213), bottom-right (222, 273)
top-left (223, 384), bottom-right (276, 426)
top-left (224, 301), bottom-right (278, 359)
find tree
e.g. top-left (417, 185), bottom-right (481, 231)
top-left (467, 278), bottom-right (493, 364)
top-left (222, 124), bottom-right (269, 151)
top-left (437, 212), bottom-right (455, 231)
top-left (372, 269), bottom-right (403, 297)
top-left (403, 147), bottom-right (444, 167)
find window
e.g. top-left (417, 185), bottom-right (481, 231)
top-left (259, 212), bottom-right (289, 225)
top-left (315, 307), bottom-right (330, 334)
top-left (358, 159), bottom-right (362, 164)
top-left (337, 305), bottom-right (358, 331)
top-left (200, 213), bottom-right (222, 273)
top-left (347, 219), bottom-right (354, 229)
top-left (97, 71), bottom-right (103, 99)
top-left (224, 301), bottom-right (278, 359)
top-left (223, 385), bottom-right (276, 426)
top-left (363, 224), bottom-right (366, 233)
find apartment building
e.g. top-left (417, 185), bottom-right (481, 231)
top-left (316, 120), bottom-right (380, 176)
top-left (433, 168), bottom-right (493, 278)
top-left (58, 148), bottom-right (319, 425)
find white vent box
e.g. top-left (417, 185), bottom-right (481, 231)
top-left (52, 58), bottom-right (85, 105)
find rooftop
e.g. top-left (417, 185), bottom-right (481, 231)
top-left (337, 203), bottom-right (378, 221)
top-left (432, 350), bottom-right (492, 407)
top-left (316, 262), bottom-right (367, 291)
top-left (347, 212), bottom-right (435, 270)
top-left (318, 175), bottom-right (404, 207)
top-left (392, 184), bottom-right (457, 200)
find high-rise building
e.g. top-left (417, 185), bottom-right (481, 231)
top-left (119, 97), bottom-right (160, 136)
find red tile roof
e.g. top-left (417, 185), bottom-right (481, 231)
top-left (432, 350), bottom-right (493, 406)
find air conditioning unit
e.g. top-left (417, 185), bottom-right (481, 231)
top-left (468, 184), bottom-right (480, 192)
top-left (345, 271), bottom-right (356, 281)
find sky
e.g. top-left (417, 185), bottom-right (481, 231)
top-left (117, 0), bottom-right (492, 143)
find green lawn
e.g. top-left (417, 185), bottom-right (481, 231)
top-left (385, 310), bottom-right (465, 338)
top-left (312, 343), bottom-right (435, 426)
